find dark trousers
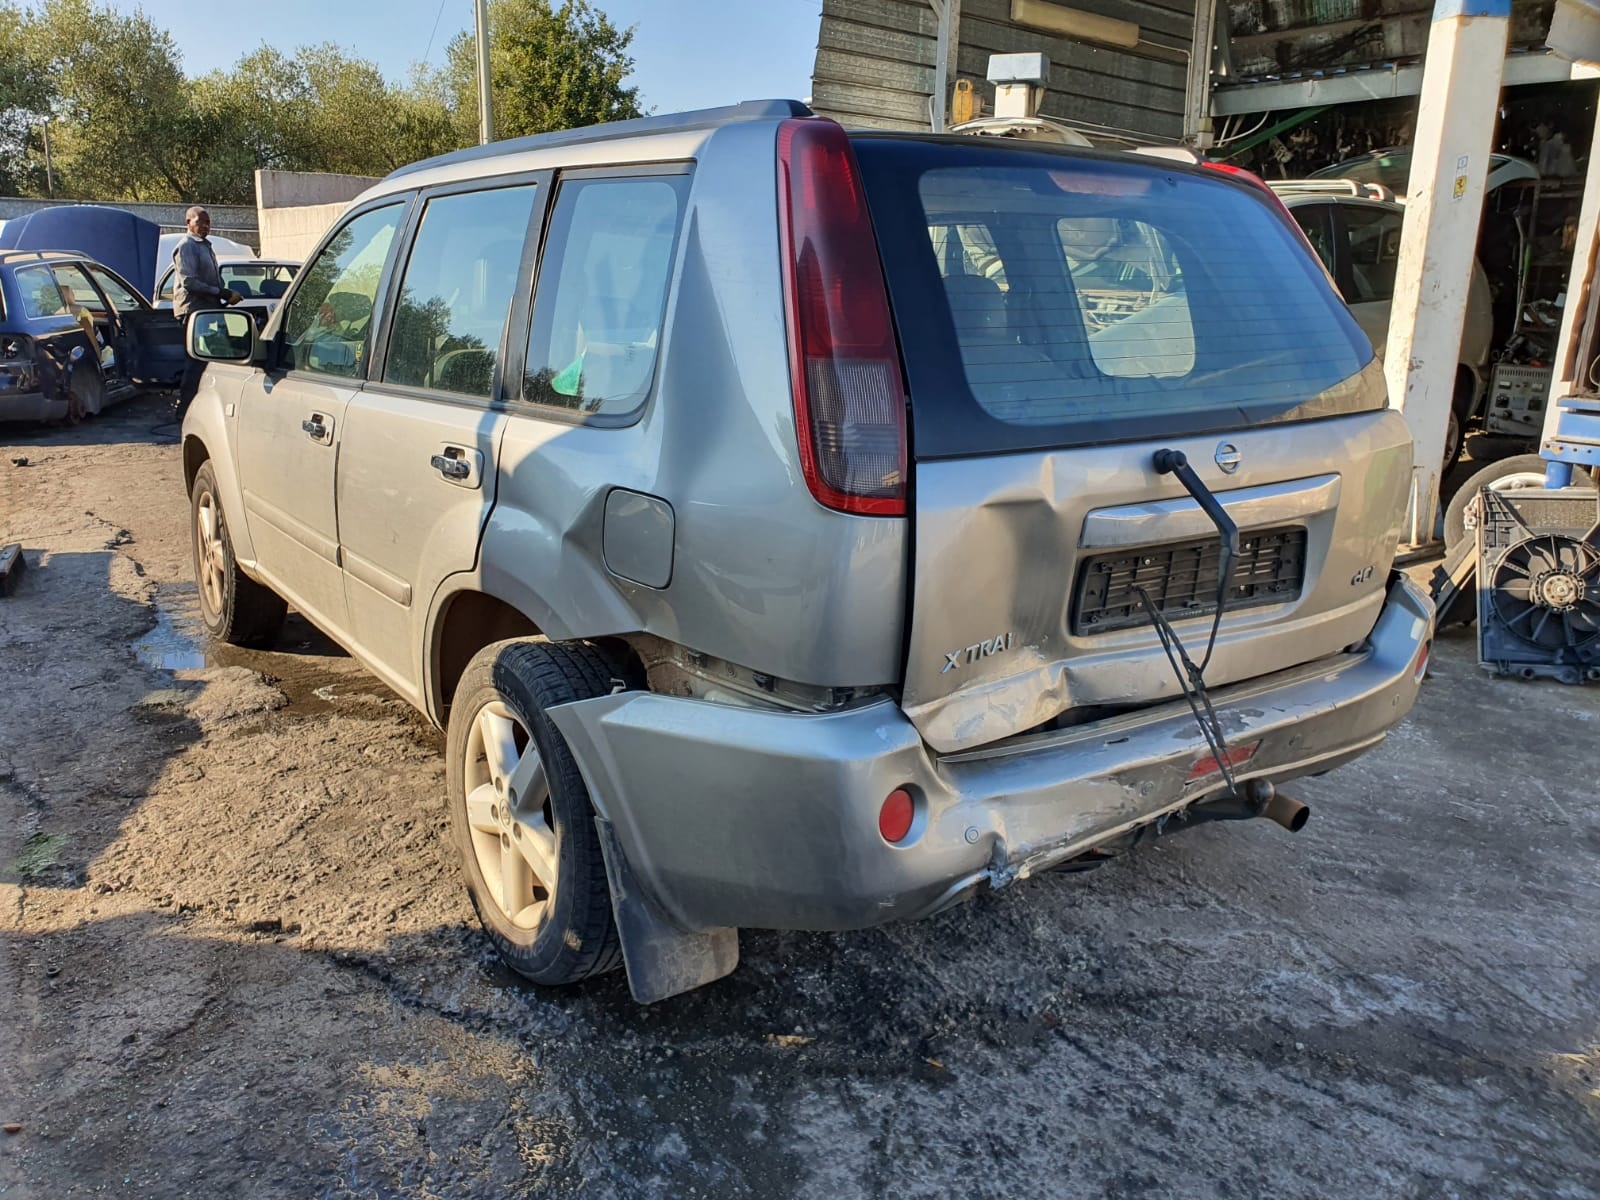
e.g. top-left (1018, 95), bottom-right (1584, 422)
top-left (175, 354), bottom-right (205, 415)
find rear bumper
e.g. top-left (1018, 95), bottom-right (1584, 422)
top-left (0, 369), bottom-right (58, 422)
top-left (549, 574), bottom-right (1433, 933)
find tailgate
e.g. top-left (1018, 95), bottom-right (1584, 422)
top-left (902, 406), bottom-right (1410, 753)
top-left (851, 136), bottom-right (1406, 754)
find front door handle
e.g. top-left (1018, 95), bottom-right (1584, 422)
top-left (301, 414), bottom-right (333, 444)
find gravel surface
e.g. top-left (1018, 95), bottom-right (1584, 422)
top-left (2, 395), bottom-right (1598, 1198)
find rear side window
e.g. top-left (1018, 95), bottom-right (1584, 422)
top-left (1341, 205), bottom-right (1401, 303)
top-left (383, 183), bottom-right (539, 398)
top-left (854, 140), bottom-right (1376, 458)
top-left (522, 174), bottom-right (688, 420)
top-left (49, 264), bottom-right (106, 316)
top-left (15, 266), bottom-right (63, 319)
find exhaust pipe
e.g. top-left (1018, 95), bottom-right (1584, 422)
top-left (1264, 790), bottom-right (1310, 832)
top-left (1176, 779), bottom-right (1311, 833)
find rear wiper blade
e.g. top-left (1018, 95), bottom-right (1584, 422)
top-left (1137, 449), bottom-right (1242, 791)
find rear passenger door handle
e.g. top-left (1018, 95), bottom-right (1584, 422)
top-left (431, 445), bottom-right (484, 490)
top-left (301, 414), bottom-right (334, 445)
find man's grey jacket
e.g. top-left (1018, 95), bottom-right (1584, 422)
top-left (173, 235), bottom-right (225, 319)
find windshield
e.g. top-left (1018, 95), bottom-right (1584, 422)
top-left (853, 138), bottom-right (1378, 458)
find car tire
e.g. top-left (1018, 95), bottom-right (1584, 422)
top-left (1442, 454), bottom-right (1598, 551)
top-left (189, 459), bottom-right (287, 648)
top-left (1442, 408), bottom-right (1463, 479)
top-left (69, 362), bottom-right (105, 417)
top-left (445, 639), bottom-right (624, 987)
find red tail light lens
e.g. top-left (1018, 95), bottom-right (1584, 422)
top-left (777, 118), bottom-right (908, 517)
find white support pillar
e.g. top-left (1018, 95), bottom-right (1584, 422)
top-left (1541, 107), bottom-right (1600, 448)
top-left (1384, 0), bottom-right (1510, 545)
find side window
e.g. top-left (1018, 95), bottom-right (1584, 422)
top-left (523, 174), bottom-right (688, 418)
top-left (49, 264), bottom-right (107, 316)
top-left (1058, 217), bottom-right (1193, 378)
top-left (281, 203), bottom-right (405, 378)
top-left (1291, 205), bottom-right (1337, 276)
top-left (382, 183), bottom-right (539, 398)
top-left (1342, 206), bottom-right (1401, 303)
top-left (15, 266), bottom-right (64, 319)
top-left (86, 267), bottom-right (144, 313)
top-left (156, 270), bottom-right (176, 303)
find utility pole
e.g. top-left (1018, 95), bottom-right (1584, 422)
top-left (41, 119), bottom-right (55, 198)
top-left (475, 0), bottom-right (495, 145)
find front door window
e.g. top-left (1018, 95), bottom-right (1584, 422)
top-left (280, 204), bottom-right (405, 378)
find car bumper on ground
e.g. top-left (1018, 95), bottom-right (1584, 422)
top-left (549, 574), bottom-right (1433, 935)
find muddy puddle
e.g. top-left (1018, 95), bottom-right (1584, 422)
top-left (130, 585), bottom-right (441, 744)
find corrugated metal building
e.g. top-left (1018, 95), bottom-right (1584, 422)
top-left (810, 0), bottom-right (1202, 143)
top-left (810, 0), bottom-right (1594, 144)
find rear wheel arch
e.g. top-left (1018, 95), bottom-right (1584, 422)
top-left (430, 590), bottom-right (543, 722)
top-left (427, 587), bottom-right (647, 725)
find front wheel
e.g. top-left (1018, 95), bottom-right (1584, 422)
top-left (445, 639), bottom-right (623, 987)
top-left (190, 459), bottom-right (286, 647)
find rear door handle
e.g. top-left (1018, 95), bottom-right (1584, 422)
top-left (301, 414), bottom-right (333, 444)
top-left (431, 445), bottom-right (484, 489)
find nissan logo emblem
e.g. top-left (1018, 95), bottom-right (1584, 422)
top-left (1215, 443), bottom-right (1241, 474)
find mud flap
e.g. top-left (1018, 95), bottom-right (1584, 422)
top-left (593, 815), bottom-right (739, 1004)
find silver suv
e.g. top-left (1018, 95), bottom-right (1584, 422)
top-left (180, 101), bottom-right (1433, 1002)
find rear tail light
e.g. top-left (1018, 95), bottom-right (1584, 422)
top-left (1202, 161), bottom-right (1322, 261)
top-left (777, 118), bottom-right (908, 517)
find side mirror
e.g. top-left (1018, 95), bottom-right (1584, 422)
top-left (186, 309), bottom-right (256, 364)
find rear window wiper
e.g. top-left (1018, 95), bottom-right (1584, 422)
top-left (1135, 448), bottom-right (1241, 792)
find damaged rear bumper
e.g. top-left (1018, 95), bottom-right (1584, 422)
top-left (549, 574), bottom-right (1432, 935)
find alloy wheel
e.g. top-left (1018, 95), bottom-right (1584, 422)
top-left (195, 491), bottom-right (227, 618)
top-left (462, 700), bottom-right (558, 930)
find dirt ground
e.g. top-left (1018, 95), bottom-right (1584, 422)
top-left (2, 394), bottom-right (1598, 1199)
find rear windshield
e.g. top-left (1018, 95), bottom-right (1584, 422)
top-left (853, 137), bottom-right (1379, 459)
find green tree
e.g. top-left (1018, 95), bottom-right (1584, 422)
top-left (19, 0), bottom-right (194, 199)
top-left (442, 0), bottom-right (644, 144)
top-left (0, 4), bottom-right (51, 194)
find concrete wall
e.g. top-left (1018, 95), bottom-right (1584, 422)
top-left (0, 197), bottom-right (257, 247)
top-left (254, 170), bottom-right (380, 262)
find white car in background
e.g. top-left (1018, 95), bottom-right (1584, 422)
top-left (1270, 180), bottom-right (1494, 473)
top-left (153, 257), bottom-right (301, 327)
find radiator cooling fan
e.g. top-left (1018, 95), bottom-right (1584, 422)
top-left (1477, 489), bottom-right (1600, 683)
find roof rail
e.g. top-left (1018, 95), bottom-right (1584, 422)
top-left (387, 99), bottom-right (816, 180)
top-left (1266, 178), bottom-right (1396, 202)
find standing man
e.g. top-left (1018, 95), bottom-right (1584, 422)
top-left (171, 205), bottom-right (240, 414)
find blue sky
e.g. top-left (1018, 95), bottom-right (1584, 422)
top-left (106, 0), bottom-right (823, 112)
